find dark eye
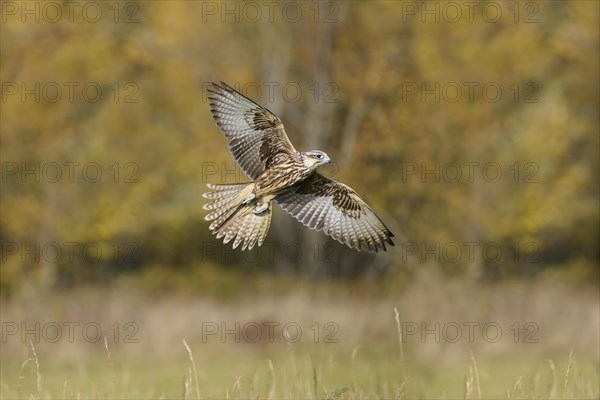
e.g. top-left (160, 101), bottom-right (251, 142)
top-left (315, 154), bottom-right (322, 159)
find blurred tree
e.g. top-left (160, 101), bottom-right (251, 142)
top-left (1, 1), bottom-right (598, 293)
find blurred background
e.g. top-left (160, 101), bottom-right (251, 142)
top-left (1, 1), bottom-right (598, 399)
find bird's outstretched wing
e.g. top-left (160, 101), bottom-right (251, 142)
top-left (207, 82), bottom-right (297, 180)
top-left (275, 173), bottom-right (395, 252)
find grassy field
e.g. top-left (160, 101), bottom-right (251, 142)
top-left (1, 273), bottom-right (598, 399)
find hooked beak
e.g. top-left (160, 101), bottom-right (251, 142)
top-left (324, 156), bottom-right (332, 164)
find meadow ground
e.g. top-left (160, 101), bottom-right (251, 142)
top-left (1, 271), bottom-right (598, 399)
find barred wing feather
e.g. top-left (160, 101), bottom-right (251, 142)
top-left (275, 174), bottom-right (394, 252)
top-left (207, 82), bottom-right (297, 180)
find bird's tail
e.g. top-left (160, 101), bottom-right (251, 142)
top-left (203, 183), bottom-right (272, 250)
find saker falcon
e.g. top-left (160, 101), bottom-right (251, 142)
top-left (203, 82), bottom-right (394, 252)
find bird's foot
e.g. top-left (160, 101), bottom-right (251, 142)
top-left (242, 193), bottom-right (256, 204)
top-left (253, 202), bottom-right (269, 214)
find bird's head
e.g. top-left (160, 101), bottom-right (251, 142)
top-left (301, 150), bottom-right (331, 171)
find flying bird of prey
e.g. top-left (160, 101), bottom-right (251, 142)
top-left (203, 82), bottom-right (394, 252)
